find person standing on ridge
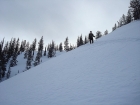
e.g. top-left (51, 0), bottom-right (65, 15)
top-left (88, 31), bottom-right (95, 44)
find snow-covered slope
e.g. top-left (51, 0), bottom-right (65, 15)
top-left (0, 21), bottom-right (140, 105)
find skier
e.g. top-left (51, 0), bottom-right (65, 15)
top-left (88, 31), bottom-right (95, 44)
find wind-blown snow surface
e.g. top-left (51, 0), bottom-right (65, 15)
top-left (0, 21), bottom-right (140, 105)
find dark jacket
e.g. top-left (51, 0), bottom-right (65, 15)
top-left (89, 33), bottom-right (95, 39)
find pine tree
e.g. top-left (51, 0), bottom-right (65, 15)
top-left (10, 52), bottom-right (18, 67)
top-left (11, 38), bottom-right (16, 56)
top-left (22, 40), bottom-right (26, 52)
top-left (33, 51), bottom-right (41, 66)
top-left (38, 36), bottom-right (44, 57)
top-left (48, 41), bottom-right (56, 58)
top-left (126, 10), bottom-right (133, 24)
top-left (19, 41), bottom-right (23, 53)
top-left (10, 38), bottom-right (19, 67)
top-left (15, 38), bottom-right (20, 55)
top-left (84, 36), bottom-right (88, 44)
top-left (26, 46), bottom-right (33, 70)
top-left (79, 35), bottom-right (84, 46)
top-left (96, 31), bottom-right (102, 39)
top-left (0, 43), bottom-right (7, 80)
top-left (77, 36), bottom-right (80, 47)
top-left (119, 18), bottom-right (123, 27)
top-left (69, 44), bottom-right (73, 51)
top-left (33, 36), bottom-right (43, 66)
top-left (117, 21), bottom-right (120, 28)
top-left (24, 42), bottom-right (29, 59)
top-left (32, 38), bottom-right (37, 56)
top-left (64, 37), bottom-right (69, 52)
top-left (104, 30), bottom-right (108, 35)
top-left (112, 23), bottom-right (117, 31)
top-left (129, 0), bottom-right (140, 20)
top-left (59, 42), bottom-right (63, 52)
top-left (122, 14), bottom-right (127, 25)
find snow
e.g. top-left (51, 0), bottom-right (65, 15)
top-left (0, 20), bottom-right (140, 105)
top-left (5, 51), bottom-right (66, 77)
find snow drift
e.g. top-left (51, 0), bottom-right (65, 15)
top-left (0, 21), bottom-right (140, 105)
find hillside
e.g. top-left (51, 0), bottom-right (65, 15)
top-left (0, 21), bottom-right (140, 105)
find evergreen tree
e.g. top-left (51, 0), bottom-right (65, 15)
top-left (33, 51), bottom-right (41, 66)
top-left (10, 38), bottom-right (19, 67)
top-left (32, 38), bottom-right (37, 56)
top-left (22, 40), bottom-right (26, 52)
top-left (10, 52), bottom-right (18, 67)
top-left (0, 50), bottom-right (7, 80)
top-left (38, 36), bottom-right (44, 57)
top-left (117, 21), bottom-right (120, 28)
top-left (122, 14), bottom-right (127, 25)
top-left (15, 38), bottom-right (20, 55)
top-left (104, 30), bottom-right (108, 35)
top-left (26, 46), bottom-right (33, 70)
top-left (20, 41), bottom-right (23, 52)
top-left (112, 23), bottom-right (117, 31)
top-left (126, 10), bottom-right (133, 23)
top-left (24, 42), bottom-right (29, 59)
top-left (77, 36), bottom-right (80, 47)
top-left (79, 35), bottom-right (84, 46)
top-left (11, 38), bottom-right (16, 56)
top-left (69, 44), bottom-right (73, 51)
top-left (84, 36), bottom-right (88, 44)
top-left (3, 42), bottom-right (9, 62)
top-left (33, 37), bottom-right (43, 66)
top-left (48, 41), bottom-right (56, 58)
top-left (96, 31), bottom-right (102, 39)
top-left (64, 37), bottom-right (69, 52)
top-left (129, 0), bottom-right (140, 20)
top-left (119, 18), bottom-right (123, 27)
top-left (59, 42), bottom-right (63, 52)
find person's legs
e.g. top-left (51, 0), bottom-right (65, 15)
top-left (92, 39), bottom-right (93, 43)
top-left (90, 39), bottom-right (91, 44)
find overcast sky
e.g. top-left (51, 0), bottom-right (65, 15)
top-left (0, 0), bottom-right (130, 46)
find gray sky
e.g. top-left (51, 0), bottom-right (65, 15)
top-left (0, 0), bottom-right (130, 46)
